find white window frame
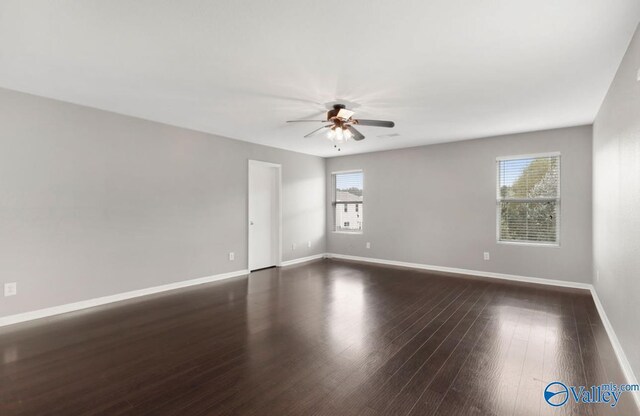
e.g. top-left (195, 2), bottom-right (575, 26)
top-left (332, 169), bottom-right (364, 234)
top-left (496, 152), bottom-right (561, 247)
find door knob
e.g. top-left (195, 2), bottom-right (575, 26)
top-left (250, 221), bottom-right (254, 225)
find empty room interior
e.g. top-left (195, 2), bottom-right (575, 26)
top-left (1, 1), bottom-right (640, 415)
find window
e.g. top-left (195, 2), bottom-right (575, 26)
top-left (332, 170), bottom-right (363, 232)
top-left (497, 154), bottom-right (560, 245)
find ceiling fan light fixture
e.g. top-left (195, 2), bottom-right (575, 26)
top-left (326, 127), bottom-right (336, 140)
top-left (343, 127), bottom-right (352, 140)
top-left (289, 104), bottom-right (395, 147)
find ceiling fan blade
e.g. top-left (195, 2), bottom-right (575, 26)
top-left (304, 125), bottom-right (332, 138)
top-left (336, 108), bottom-right (355, 120)
top-left (346, 125), bottom-right (365, 141)
top-left (286, 120), bottom-right (328, 123)
top-left (353, 119), bottom-right (395, 128)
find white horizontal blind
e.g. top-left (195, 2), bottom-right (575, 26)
top-left (333, 171), bottom-right (363, 232)
top-left (497, 155), bottom-right (560, 244)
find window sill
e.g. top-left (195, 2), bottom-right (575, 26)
top-left (332, 231), bottom-right (363, 235)
top-left (497, 240), bottom-right (560, 248)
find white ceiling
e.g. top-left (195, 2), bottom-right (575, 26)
top-left (1, 1), bottom-right (639, 157)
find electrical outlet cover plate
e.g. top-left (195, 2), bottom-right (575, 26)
top-left (4, 282), bottom-right (17, 297)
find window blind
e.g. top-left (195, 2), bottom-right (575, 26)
top-left (333, 171), bottom-right (363, 232)
top-left (497, 155), bottom-right (560, 244)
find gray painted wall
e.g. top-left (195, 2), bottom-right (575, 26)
top-left (326, 126), bottom-right (593, 283)
top-left (593, 24), bottom-right (640, 378)
top-left (0, 88), bottom-right (326, 317)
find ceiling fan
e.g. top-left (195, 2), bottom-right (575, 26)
top-left (287, 104), bottom-right (395, 142)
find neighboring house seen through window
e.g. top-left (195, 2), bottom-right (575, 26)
top-left (333, 171), bottom-right (363, 232)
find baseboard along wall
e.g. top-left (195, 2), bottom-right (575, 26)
top-left (0, 269), bottom-right (249, 328)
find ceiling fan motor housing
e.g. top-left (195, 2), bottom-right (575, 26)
top-left (326, 103), bottom-right (346, 120)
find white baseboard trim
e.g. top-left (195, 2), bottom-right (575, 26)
top-left (0, 269), bottom-right (249, 328)
top-left (590, 287), bottom-right (640, 409)
top-left (326, 253), bottom-right (592, 290)
top-left (280, 253), bottom-right (326, 267)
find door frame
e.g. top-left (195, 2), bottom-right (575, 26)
top-left (248, 159), bottom-right (282, 271)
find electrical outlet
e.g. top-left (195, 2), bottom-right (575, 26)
top-left (229, 252), bottom-right (235, 261)
top-left (4, 282), bottom-right (17, 297)
top-left (292, 243), bottom-right (296, 251)
top-left (637, 68), bottom-right (640, 81)
top-left (307, 241), bottom-right (311, 248)
top-left (366, 242), bottom-right (371, 249)
top-left (483, 252), bottom-right (490, 261)
top-left (596, 270), bottom-right (600, 282)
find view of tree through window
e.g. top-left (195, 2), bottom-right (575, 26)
top-left (498, 155), bottom-right (560, 244)
top-left (333, 171), bottom-right (363, 232)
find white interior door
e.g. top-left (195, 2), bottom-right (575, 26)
top-left (248, 161), bottom-right (280, 271)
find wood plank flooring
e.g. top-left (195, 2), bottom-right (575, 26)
top-left (0, 259), bottom-right (637, 415)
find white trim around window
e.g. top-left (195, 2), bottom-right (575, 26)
top-left (496, 153), bottom-right (561, 246)
top-left (331, 169), bottom-right (364, 234)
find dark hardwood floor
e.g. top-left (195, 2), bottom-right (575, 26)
top-left (0, 259), bottom-right (637, 415)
